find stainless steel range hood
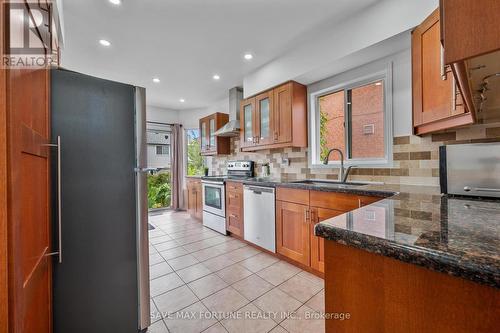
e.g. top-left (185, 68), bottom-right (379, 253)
top-left (214, 87), bottom-right (243, 137)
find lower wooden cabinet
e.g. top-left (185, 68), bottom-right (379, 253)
top-left (276, 187), bottom-right (382, 274)
top-left (225, 181), bottom-right (244, 237)
top-left (276, 201), bottom-right (311, 266)
top-left (186, 178), bottom-right (202, 220)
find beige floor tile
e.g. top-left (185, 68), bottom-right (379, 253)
top-left (216, 264), bottom-right (253, 284)
top-left (305, 290), bottom-right (325, 313)
top-left (151, 235), bottom-right (175, 245)
top-left (229, 246), bottom-right (261, 262)
top-left (149, 252), bottom-right (165, 266)
top-left (297, 271), bottom-right (324, 288)
top-left (155, 239), bottom-right (181, 252)
top-left (202, 287), bottom-right (249, 319)
top-left (191, 247), bottom-right (225, 261)
top-left (253, 288), bottom-right (302, 323)
top-left (182, 240), bottom-right (211, 253)
top-left (280, 305), bottom-right (325, 333)
top-left (165, 301), bottom-right (218, 333)
top-left (147, 320), bottom-right (169, 333)
top-left (278, 275), bottom-right (323, 303)
top-left (177, 263), bottom-right (212, 283)
top-left (232, 274), bottom-right (274, 301)
top-left (268, 325), bottom-right (288, 333)
top-left (188, 274), bottom-right (228, 299)
top-left (203, 322), bottom-right (229, 333)
top-left (221, 303), bottom-right (277, 333)
top-left (211, 239), bottom-right (247, 253)
top-left (150, 273), bottom-right (185, 297)
top-left (150, 262), bottom-right (173, 280)
top-left (159, 247), bottom-right (188, 260)
top-left (150, 299), bottom-right (162, 323)
top-left (238, 252), bottom-right (279, 273)
top-left (203, 254), bottom-right (237, 272)
top-left (167, 254), bottom-right (200, 271)
top-left (154, 285), bottom-right (198, 316)
top-left (256, 261), bottom-right (301, 286)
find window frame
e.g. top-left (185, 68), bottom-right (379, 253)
top-left (309, 63), bottom-right (393, 168)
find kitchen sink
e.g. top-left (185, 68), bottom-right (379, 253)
top-left (290, 180), bottom-right (369, 187)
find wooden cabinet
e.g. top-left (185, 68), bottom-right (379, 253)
top-left (276, 200), bottom-right (311, 266)
top-left (186, 178), bottom-right (203, 220)
top-left (225, 181), bottom-right (244, 237)
top-left (199, 113), bottom-right (230, 155)
top-left (276, 187), bottom-right (382, 273)
top-left (240, 81), bottom-right (307, 151)
top-left (441, 0), bottom-right (500, 65)
top-left (412, 9), bottom-right (474, 135)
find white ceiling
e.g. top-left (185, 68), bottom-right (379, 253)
top-left (61, 0), bottom-right (380, 109)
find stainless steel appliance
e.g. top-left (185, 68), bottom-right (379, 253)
top-left (51, 69), bottom-right (150, 332)
top-left (201, 161), bottom-right (254, 235)
top-left (440, 142), bottom-right (500, 198)
top-left (243, 185), bottom-right (276, 252)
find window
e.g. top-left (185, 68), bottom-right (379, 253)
top-left (185, 128), bottom-right (204, 176)
top-left (310, 67), bottom-right (392, 167)
top-left (156, 145), bottom-right (170, 156)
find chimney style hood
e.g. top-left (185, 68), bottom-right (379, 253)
top-left (214, 87), bottom-right (243, 137)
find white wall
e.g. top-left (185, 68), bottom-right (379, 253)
top-left (243, 0), bottom-right (437, 97)
top-left (146, 105), bottom-right (179, 124)
top-left (177, 97), bottom-right (229, 129)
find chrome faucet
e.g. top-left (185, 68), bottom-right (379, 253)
top-left (323, 148), bottom-right (355, 183)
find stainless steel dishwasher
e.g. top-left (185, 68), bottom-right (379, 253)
top-left (243, 185), bottom-right (276, 253)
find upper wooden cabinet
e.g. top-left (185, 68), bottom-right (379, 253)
top-left (441, 0), bottom-right (500, 65)
top-left (240, 81), bottom-right (307, 151)
top-left (412, 8), bottom-right (474, 135)
top-left (199, 113), bottom-right (230, 155)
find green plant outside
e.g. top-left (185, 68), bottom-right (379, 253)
top-left (187, 136), bottom-right (204, 176)
top-left (147, 172), bottom-right (171, 209)
top-left (320, 108), bottom-right (329, 161)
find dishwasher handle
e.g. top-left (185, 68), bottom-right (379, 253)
top-left (245, 186), bottom-right (274, 194)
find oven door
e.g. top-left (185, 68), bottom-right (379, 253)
top-left (202, 181), bottom-right (226, 217)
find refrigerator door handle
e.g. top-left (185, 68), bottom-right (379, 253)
top-left (43, 136), bottom-right (63, 264)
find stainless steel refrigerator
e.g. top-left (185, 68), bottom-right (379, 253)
top-left (50, 69), bottom-right (150, 332)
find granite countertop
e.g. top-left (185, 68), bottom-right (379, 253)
top-left (301, 183), bottom-right (500, 289)
top-left (229, 178), bottom-right (499, 288)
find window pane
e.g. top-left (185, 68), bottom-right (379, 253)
top-left (210, 118), bottom-right (215, 146)
top-left (186, 129), bottom-right (204, 176)
top-left (349, 81), bottom-right (385, 159)
top-left (260, 98), bottom-right (270, 139)
top-left (319, 90), bottom-right (345, 162)
top-left (244, 104), bottom-right (253, 142)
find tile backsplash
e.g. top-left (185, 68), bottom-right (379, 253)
top-left (209, 122), bottom-right (500, 186)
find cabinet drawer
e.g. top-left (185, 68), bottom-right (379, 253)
top-left (276, 187), bottom-right (309, 205)
top-left (226, 192), bottom-right (242, 208)
top-left (226, 181), bottom-right (243, 194)
top-left (310, 191), bottom-right (382, 211)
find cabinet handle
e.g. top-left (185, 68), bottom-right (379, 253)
top-left (274, 132), bottom-right (278, 141)
top-left (304, 209), bottom-right (310, 223)
top-left (230, 214), bottom-right (237, 218)
top-left (310, 209), bottom-right (316, 224)
top-left (452, 77), bottom-right (457, 111)
top-left (440, 45), bottom-right (447, 81)
top-left (358, 199), bottom-right (362, 208)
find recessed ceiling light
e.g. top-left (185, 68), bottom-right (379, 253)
top-left (179, 98), bottom-right (185, 103)
top-left (99, 39), bottom-right (111, 47)
top-left (244, 53), bottom-right (253, 60)
top-left (212, 74), bottom-right (220, 80)
top-left (109, 0), bottom-right (122, 5)
top-left (153, 78), bottom-right (160, 83)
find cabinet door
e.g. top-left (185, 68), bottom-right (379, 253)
top-left (200, 119), bottom-right (208, 152)
top-left (273, 83), bottom-right (292, 144)
top-left (310, 207), bottom-right (344, 273)
top-left (255, 91), bottom-right (274, 145)
top-left (276, 201), bottom-right (310, 266)
top-left (240, 98), bottom-right (255, 148)
top-left (187, 181), bottom-right (197, 217)
top-left (209, 116), bottom-right (216, 151)
top-left (412, 9), bottom-right (465, 127)
top-left (195, 181), bottom-right (203, 220)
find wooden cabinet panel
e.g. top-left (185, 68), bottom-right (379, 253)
top-left (276, 201), bottom-right (311, 266)
top-left (225, 181), bottom-right (243, 237)
top-left (199, 113), bottom-right (230, 155)
top-left (412, 8), bottom-right (473, 135)
top-left (186, 178), bottom-right (203, 221)
top-left (441, 0), bottom-right (500, 64)
top-left (276, 187), bottom-right (310, 205)
top-left (240, 81), bottom-right (307, 152)
top-left (310, 207), bottom-right (344, 273)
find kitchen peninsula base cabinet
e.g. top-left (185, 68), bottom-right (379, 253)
top-left (186, 178), bottom-right (203, 221)
top-left (324, 241), bottom-right (500, 333)
top-left (276, 187), bottom-right (382, 274)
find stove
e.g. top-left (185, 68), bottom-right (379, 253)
top-left (201, 161), bottom-right (254, 235)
